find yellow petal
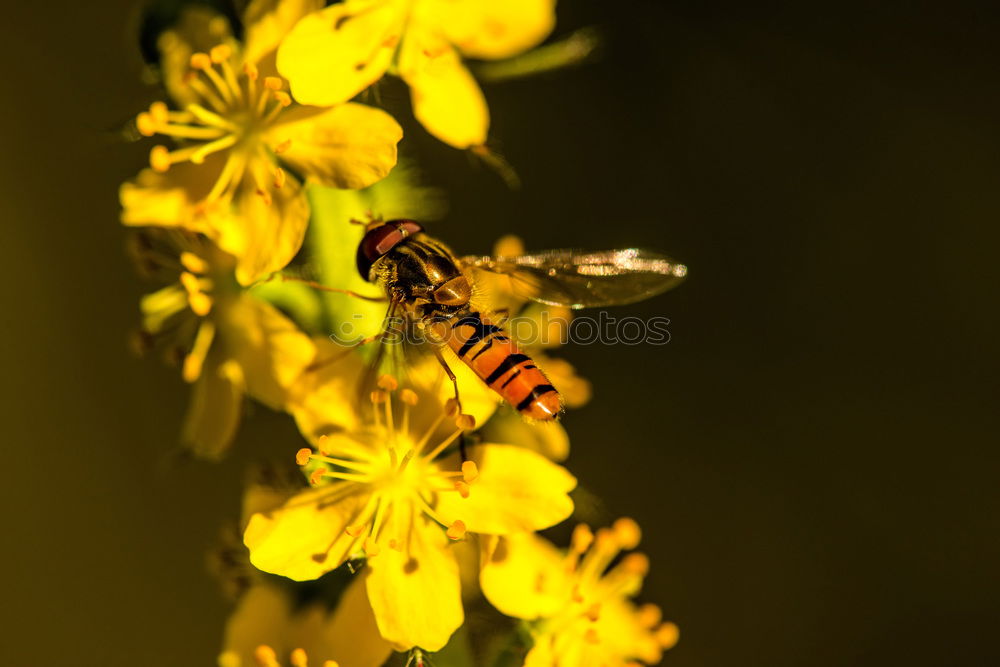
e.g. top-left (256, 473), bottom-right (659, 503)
top-left (156, 7), bottom-right (233, 107)
top-left (436, 444), bottom-right (575, 534)
top-left (480, 411), bottom-right (570, 461)
top-left (398, 30), bottom-right (489, 149)
top-left (244, 487), bottom-right (369, 581)
top-left (480, 532), bottom-right (570, 620)
top-left (365, 515), bottom-right (463, 651)
top-left (213, 171), bottom-right (309, 285)
top-left (221, 584), bottom-right (296, 662)
top-left (181, 355), bottom-right (245, 460)
top-left (119, 159), bottom-right (220, 233)
top-left (267, 103), bottom-right (402, 189)
top-left (423, 0), bottom-right (556, 60)
top-left (216, 294), bottom-right (315, 410)
top-left (277, 1), bottom-right (401, 106)
top-left (288, 338), bottom-right (368, 442)
top-left (318, 572), bottom-right (394, 667)
top-left (241, 0), bottom-right (324, 69)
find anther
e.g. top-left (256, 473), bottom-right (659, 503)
top-left (210, 44), bottom-right (232, 64)
top-left (363, 538), bottom-right (381, 556)
top-left (612, 517), bottom-right (642, 550)
top-left (179, 251), bottom-right (208, 274)
top-left (400, 389), bottom-right (419, 405)
top-left (388, 538), bottom-right (402, 551)
top-left (584, 628), bottom-right (600, 644)
top-left (621, 552), bottom-right (650, 576)
top-left (149, 101), bottom-right (169, 124)
top-left (655, 622), bottom-right (680, 648)
top-left (180, 271), bottom-right (200, 293)
top-left (190, 52), bottom-right (212, 70)
top-left (136, 112), bottom-right (157, 137)
top-left (254, 645), bottom-right (278, 667)
top-left (149, 145), bottom-right (171, 172)
top-left (309, 468), bottom-right (327, 486)
top-left (454, 481), bottom-right (470, 498)
top-left (584, 602), bottom-right (602, 622)
top-left (571, 524), bottom-right (594, 553)
top-left (273, 91), bottom-right (292, 107)
top-left (243, 62), bottom-right (259, 80)
top-left (571, 584), bottom-right (584, 603)
top-left (455, 414), bottom-right (476, 431)
top-left (461, 460), bottom-right (479, 483)
top-left (273, 139), bottom-right (292, 154)
top-left (273, 167), bottom-right (286, 189)
top-left (637, 603), bottom-right (662, 628)
top-left (295, 448), bottom-right (313, 466)
top-left (370, 390), bottom-right (388, 404)
top-left (377, 374), bottom-right (398, 391)
top-left (188, 292), bottom-right (212, 317)
top-left (446, 520), bottom-right (467, 541)
top-left (323, 662), bottom-right (340, 667)
top-left (444, 398), bottom-right (460, 417)
top-left (264, 76), bottom-right (283, 91)
top-left (345, 524), bottom-right (365, 537)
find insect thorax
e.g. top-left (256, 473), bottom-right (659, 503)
top-left (374, 235), bottom-right (470, 319)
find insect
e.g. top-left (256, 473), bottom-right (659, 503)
top-left (350, 219), bottom-right (688, 421)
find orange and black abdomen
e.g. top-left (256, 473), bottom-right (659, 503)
top-left (447, 311), bottom-right (562, 420)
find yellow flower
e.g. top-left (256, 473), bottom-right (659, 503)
top-left (120, 2), bottom-right (403, 285)
top-left (244, 379), bottom-right (576, 652)
top-left (129, 229), bottom-right (315, 458)
top-left (216, 573), bottom-right (392, 667)
top-left (276, 0), bottom-right (556, 148)
top-left (480, 520), bottom-right (679, 666)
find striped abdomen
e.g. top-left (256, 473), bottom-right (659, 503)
top-left (447, 311), bottom-right (562, 420)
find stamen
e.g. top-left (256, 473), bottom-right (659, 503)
top-left (243, 62), bottom-right (259, 80)
top-left (136, 112), bottom-right (157, 137)
top-left (273, 139), bottom-right (292, 154)
top-left (210, 44), bottom-right (232, 64)
top-left (149, 101), bottom-right (169, 124)
top-left (149, 145), bottom-right (171, 172)
top-left (377, 374), bottom-right (398, 391)
top-left (454, 481), bottom-right (470, 498)
top-left (296, 448), bottom-right (312, 466)
top-left (423, 424), bottom-right (465, 461)
top-left (186, 104), bottom-right (239, 132)
top-left (182, 319), bottom-right (216, 382)
top-left (273, 167), bottom-right (286, 189)
top-left (363, 537), bottom-right (381, 557)
top-left (655, 622), bottom-right (680, 648)
top-left (345, 524), bottom-right (365, 537)
top-left (179, 251), bottom-right (208, 274)
top-left (455, 413), bottom-right (476, 431)
top-left (446, 520), bottom-right (467, 540)
top-left (612, 517), bottom-right (642, 550)
top-left (263, 76), bottom-right (283, 91)
top-left (190, 52), bottom-right (212, 70)
top-left (254, 645), bottom-right (279, 667)
top-left (290, 648), bottom-right (308, 667)
top-left (309, 468), bottom-right (328, 486)
top-left (461, 461), bottom-right (479, 483)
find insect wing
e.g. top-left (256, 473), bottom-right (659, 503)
top-left (462, 248), bottom-right (688, 309)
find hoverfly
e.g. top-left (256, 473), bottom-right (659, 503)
top-left (350, 219), bottom-right (688, 421)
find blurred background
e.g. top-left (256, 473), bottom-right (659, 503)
top-left (3, 0), bottom-right (999, 664)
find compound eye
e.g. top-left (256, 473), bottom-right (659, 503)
top-left (356, 220), bottom-right (424, 280)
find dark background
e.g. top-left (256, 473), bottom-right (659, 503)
top-left (3, 0), bottom-right (998, 664)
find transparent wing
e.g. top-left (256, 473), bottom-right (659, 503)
top-left (462, 248), bottom-right (688, 309)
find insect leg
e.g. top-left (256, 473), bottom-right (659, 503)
top-left (307, 298), bottom-right (400, 373)
top-left (279, 276), bottom-right (387, 302)
top-left (433, 347), bottom-right (468, 462)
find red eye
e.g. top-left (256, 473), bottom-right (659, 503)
top-left (356, 220), bottom-right (424, 280)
